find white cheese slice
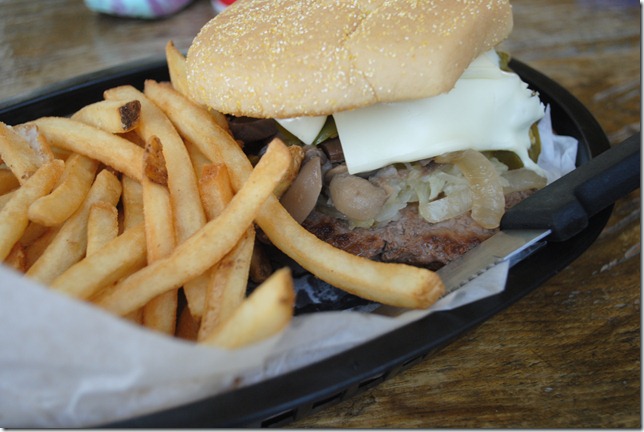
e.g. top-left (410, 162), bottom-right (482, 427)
top-left (275, 115), bottom-right (327, 145)
top-left (333, 50), bottom-right (546, 175)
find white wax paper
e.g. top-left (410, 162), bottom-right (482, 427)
top-left (0, 109), bottom-right (577, 428)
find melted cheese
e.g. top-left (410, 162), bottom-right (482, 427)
top-left (278, 50), bottom-right (546, 175)
top-left (276, 115), bottom-right (327, 145)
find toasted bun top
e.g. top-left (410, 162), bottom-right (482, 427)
top-left (186, 0), bottom-right (513, 118)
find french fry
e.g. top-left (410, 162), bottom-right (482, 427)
top-left (23, 226), bottom-right (59, 271)
top-left (0, 159), bottom-right (64, 261)
top-left (5, 241), bottom-right (26, 272)
top-left (28, 153), bottom-right (99, 226)
top-left (185, 139), bottom-right (212, 182)
top-left (200, 267), bottom-right (294, 349)
top-left (50, 224), bottom-right (147, 300)
top-left (145, 81), bottom-right (445, 308)
top-left (165, 40), bottom-right (190, 98)
top-left (141, 136), bottom-right (178, 335)
top-left (121, 175), bottom-right (144, 230)
top-left (198, 227), bottom-right (255, 341)
top-left (0, 190), bottom-right (16, 210)
top-left (198, 163), bottom-right (234, 220)
top-left (0, 122), bottom-right (43, 183)
top-left (30, 117), bottom-right (144, 181)
top-left (72, 99), bottom-right (142, 133)
top-left (0, 169), bottom-right (20, 195)
top-left (94, 139), bottom-right (291, 316)
top-left (26, 169), bottom-right (122, 285)
top-left (87, 201), bottom-right (119, 257)
top-left (13, 123), bottom-right (55, 165)
top-left (197, 163), bottom-right (250, 341)
top-left (105, 84), bottom-right (209, 318)
top-left (175, 301), bottom-right (200, 341)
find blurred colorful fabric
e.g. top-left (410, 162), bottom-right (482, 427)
top-left (84, 0), bottom-right (194, 19)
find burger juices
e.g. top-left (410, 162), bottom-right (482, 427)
top-left (186, 0), bottom-right (554, 270)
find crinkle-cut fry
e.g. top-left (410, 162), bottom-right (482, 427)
top-left (28, 153), bottom-right (99, 227)
top-left (0, 159), bottom-right (63, 261)
top-left (30, 117), bottom-right (144, 181)
top-left (121, 174), bottom-right (144, 230)
top-left (141, 135), bottom-right (178, 335)
top-left (0, 122), bottom-right (43, 183)
top-left (145, 82), bottom-right (446, 309)
top-left (165, 40), bottom-right (190, 98)
top-left (95, 139), bottom-right (291, 317)
top-left (198, 227), bottom-right (255, 342)
top-left (26, 169), bottom-right (122, 285)
top-left (106, 84), bottom-right (208, 318)
top-left (0, 169), bottom-right (20, 195)
top-left (13, 123), bottom-right (56, 164)
top-left (51, 224), bottom-right (147, 300)
top-left (87, 201), bottom-right (119, 257)
top-left (200, 267), bottom-right (294, 349)
top-left (72, 99), bottom-right (142, 133)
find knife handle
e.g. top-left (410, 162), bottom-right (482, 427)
top-left (501, 133), bottom-right (640, 242)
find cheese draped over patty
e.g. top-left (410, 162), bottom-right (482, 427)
top-left (277, 50), bottom-right (546, 176)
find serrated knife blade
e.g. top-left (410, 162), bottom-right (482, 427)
top-left (436, 132), bottom-right (640, 297)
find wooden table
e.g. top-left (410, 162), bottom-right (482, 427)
top-left (1, 0), bottom-right (640, 428)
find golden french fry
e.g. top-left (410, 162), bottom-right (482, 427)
top-left (121, 175), bottom-right (144, 230)
top-left (50, 224), bottom-right (147, 300)
top-left (0, 190), bottom-right (16, 210)
top-left (95, 138), bottom-right (291, 316)
top-left (106, 84), bottom-right (210, 317)
top-left (141, 135), bottom-right (178, 335)
top-left (146, 83), bottom-right (445, 308)
top-left (23, 226), bottom-right (59, 271)
top-left (0, 122), bottom-right (43, 183)
top-left (175, 301), bottom-right (200, 341)
top-left (274, 145), bottom-right (305, 198)
top-left (5, 242), bottom-right (26, 272)
top-left (105, 85), bottom-right (206, 238)
top-left (72, 99), bottom-right (142, 133)
top-left (185, 139), bottom-right (211, 181)
top-left (18, 222), bottom-right (49, 247)
top-left (13, 123), bottom-right (55, 165)
top-left (198, 163), bottom-right (234, 220)
top-left (0, 169), bottom-right (20, 195)
top-left (200, 267), bottom-right (294, 349)
top-left (198, 227), bottom-right (255, 341)
top-left (87, 201), bottom-right (119, 257)
top-left (28, 153), bottom-right (99, 226)
top-left (165, 40), bottom-right (190, 98)
top-left (26, 169), bottom-right (122, 285)
top-left (196, 160), bottom-right (250, 340)
top-left (0, 159), bottom-right (64, 261)
top-left (30, 117), bottom-right (144, 181)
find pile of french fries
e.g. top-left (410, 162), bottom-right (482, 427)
top-left (0, 41), bottom-right (444, 349)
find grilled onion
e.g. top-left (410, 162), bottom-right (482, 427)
top-left (436, 150), bottom-right (505, 229)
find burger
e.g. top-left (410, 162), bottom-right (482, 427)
top-left (185, 0), bottom-right (552, 270)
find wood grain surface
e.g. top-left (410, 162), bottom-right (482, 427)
top-left (0, 0), bottom-right (640, 428)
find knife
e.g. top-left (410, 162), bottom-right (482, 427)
top-left (437, 132), bottom-right (641, 296)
